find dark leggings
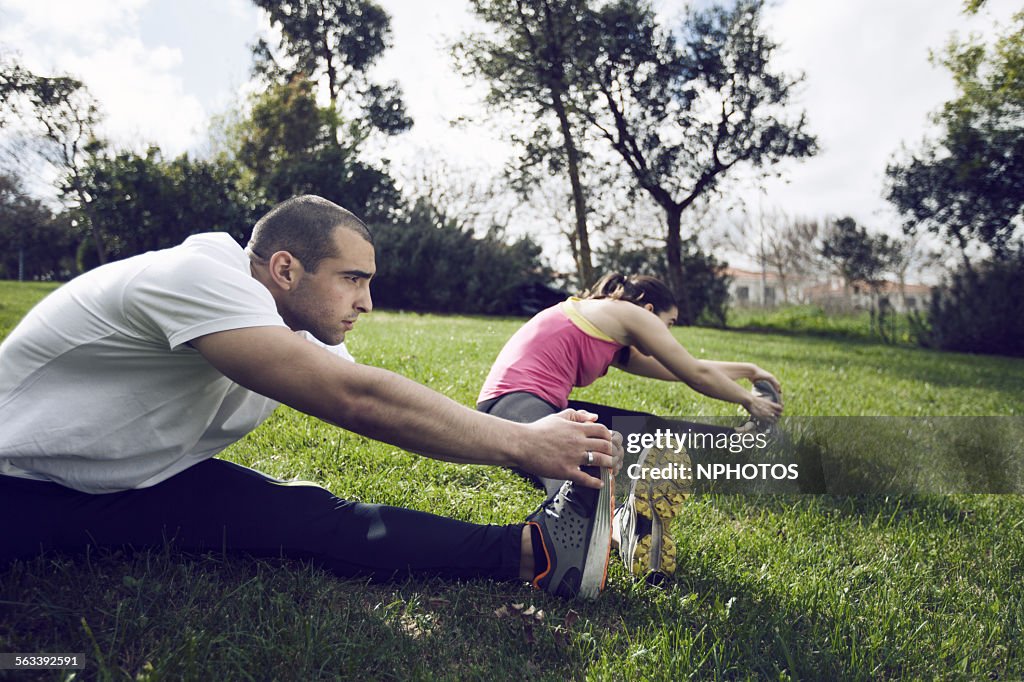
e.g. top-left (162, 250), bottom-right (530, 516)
top-left (0, 458), bottom-right (523, 582)
top-left (477, 391), bottom-right (736, 497)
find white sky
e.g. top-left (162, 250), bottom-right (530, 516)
top-left (1, 0), bottom-right (1019, 271)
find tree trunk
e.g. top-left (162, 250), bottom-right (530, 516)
top-left (664, 205), bottom-right (694, 323)
top-left (553, 98), bottom-right (592, 287)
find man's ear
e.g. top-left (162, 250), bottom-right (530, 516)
top-left (643, 303), bottom-right (655, 313)
top-left (267, 251), bottom-right (303, 291)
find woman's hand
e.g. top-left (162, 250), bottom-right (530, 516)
top-left (746, 394), bottom-right (783, 421)
top-left (749, 366), bottom-right (782, 399)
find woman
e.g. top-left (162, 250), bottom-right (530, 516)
top-left (477, 272), bottom-right (783, 578)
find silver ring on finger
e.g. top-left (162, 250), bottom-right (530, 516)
top-left (586, 450), bottom-right (594, 466)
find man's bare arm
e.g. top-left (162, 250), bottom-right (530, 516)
top-left (191, 326), bottom-right (616, 488)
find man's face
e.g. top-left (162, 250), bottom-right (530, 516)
top-left (282, 227), bottom-right (376, 346)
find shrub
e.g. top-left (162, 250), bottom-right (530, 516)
top-left (920, 258), bottom-right (1024, 357)
top-left (369, 200), bottom-right (559, 315)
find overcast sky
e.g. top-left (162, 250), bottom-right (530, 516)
top-left (1, 0), bottom-right (1019, 270)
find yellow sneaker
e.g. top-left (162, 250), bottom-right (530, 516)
top-left (617, 444), bottom-right (692, 579)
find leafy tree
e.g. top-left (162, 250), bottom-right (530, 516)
top-left (820, 217), bottom-right (905, 340)
top-left (0, 171), bottom-right (75, 280)
top-left (251, 0), bottom-right (411, 141)
top-left (0, 52), bottom-right (107, 264)
top-left (241, 1), bottom-right (409, 223)
top-left (454, 0), bottom-right (599, 286)
top-left (922, 258), bottom-right (1024, 356)
top-left (370, 198), bottom-right (557, 315)
top-left (0, 51), bottom-right (80, 129)
top-left (76, 147), bottom-right (263, 264)
top-left (0, 53), bottom-right (37, 128)
top-left (819, 217), bottom-right (898, 293)
top-left (583, 0), bottom-right (817, 323)
top-left (886, 11), bottom-right (1024, 266)
top-left (230, 78), bottom-right (402, 221)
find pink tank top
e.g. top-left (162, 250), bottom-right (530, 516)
top-left (477, 301), bottom-right (624, 409)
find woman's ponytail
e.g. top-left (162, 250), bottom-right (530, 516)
top-left (581, 272), bottom-right (676, 313)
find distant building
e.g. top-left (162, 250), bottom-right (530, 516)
top-left (724, 267), bottom-right (810, 307)
top-left (803, 280), bottom-right (933, 314)
top-left (725, 267), bottom-right (933, 312)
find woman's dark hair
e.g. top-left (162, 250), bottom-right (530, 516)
top-left (581, 272), bottom-right (677, 314)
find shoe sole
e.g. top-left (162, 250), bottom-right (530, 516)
top-left (753, 379), bottom-right (781, 405)
top-left (577, 466), bottom-right (613, 599)
top-left (628, 445), bottom-right (692, 576)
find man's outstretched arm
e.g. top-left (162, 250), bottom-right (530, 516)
top-left (191, 326), bottom-right (616, 488)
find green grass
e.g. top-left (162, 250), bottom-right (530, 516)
top-left (728, 304), bottom-right (924, 347)
top-left (1, 281), bottom-right (1023, 680)
top-left (0, 281), bottom-right (59, 339)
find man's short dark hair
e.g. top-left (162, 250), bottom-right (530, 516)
top-left (247, 195), bottom-right (374, 272)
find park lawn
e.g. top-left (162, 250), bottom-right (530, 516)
top-left (0, 281), bottom-right (1022, 680)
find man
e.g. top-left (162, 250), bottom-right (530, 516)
top-left (0, 195), bottom-right (622, 599)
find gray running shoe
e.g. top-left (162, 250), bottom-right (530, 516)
top-left (752, 379), bottom-right (782, 432)
top-left (753, 379), bottom-right (781, 407)
top-left (737, 380), bottom-right (783, 434)
top-left (527, 467), bottom-right (613, 599)
top-left (618, 444), bottom-right (693, 579)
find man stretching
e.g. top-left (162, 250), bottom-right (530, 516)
top-left (0, 195), bottom-right (621, 599)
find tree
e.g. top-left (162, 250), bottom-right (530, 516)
top-left (400, 156), bottom-right (514, 236)
top-left (820, 218), bottom-right (895, 291)
top-left (582, 0), bottom-right (817, 323)
top-left (251, 0), bottom-right (411, 142)
top-left (0, 53), bottom-right (37, 128)
top-left (229, 78), bottom-right (402, 221)
top-left (454, 0), bottom-right (599, 286)
top-left (923, 258), bottom-right (1024, 356)
top-left (819, 217), bottom-right (906, 339)
top-left (0, 51), bottom-right (80, 129)
top-left (75, 147), bottom-right (264, 264)
top-left (0, 52), bottom-right (107, 264)
top-left (886, 11), bottom-right (1024, 266)
top-left (0, 171), bottom-right (75, 280)
top-left (734, 209), bottom-right (822, 304)
top-left (370, 197), bottom-right (557, 315)
top-left (819, 217), bottom-right (902, 325)
top-left (32, 85), bottom-right (106, 265)
top-left (886, 232), bottom-right (939, 310)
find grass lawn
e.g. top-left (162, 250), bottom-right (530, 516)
top-left (1, 281), bottom-right (1022, 680)
top-left (726, 304), bottom-right (924, 348)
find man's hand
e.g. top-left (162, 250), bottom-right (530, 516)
top-left (516, 410), bottom-right (621, 490)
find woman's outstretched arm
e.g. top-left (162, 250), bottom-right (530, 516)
top-left (612, 305), bottom-right (783, 420)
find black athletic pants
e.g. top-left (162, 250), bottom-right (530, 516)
top-left (0, 458), bottom-right (523, 582)
top-left (477, 391), bottom-right (736, 497)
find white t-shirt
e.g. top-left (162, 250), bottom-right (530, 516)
top-left (0, 232), bottom-right (352, 493)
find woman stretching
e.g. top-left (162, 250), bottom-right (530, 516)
top-left (477, 272), bottom-right (783, 578)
